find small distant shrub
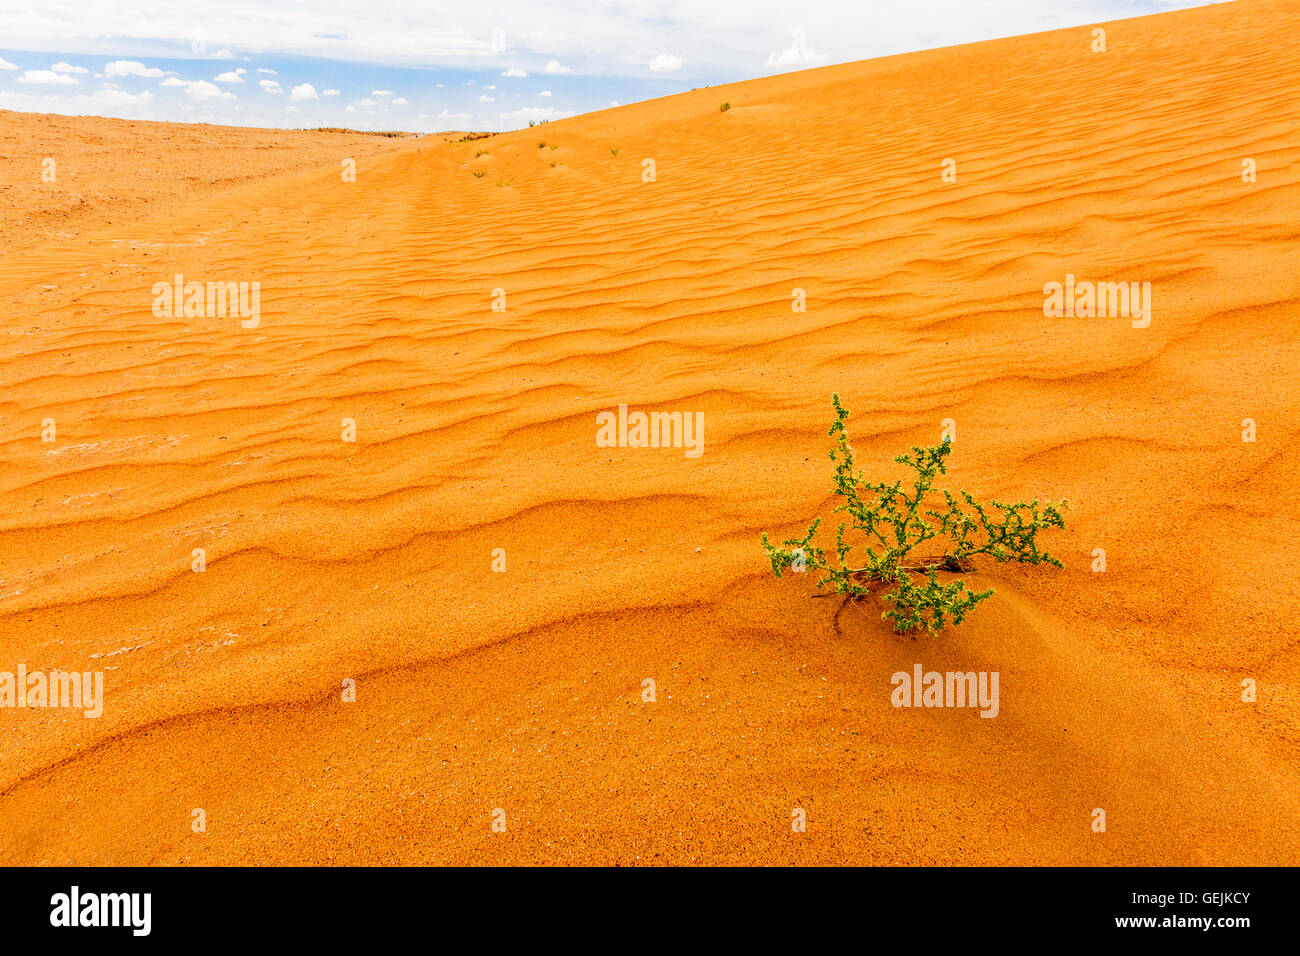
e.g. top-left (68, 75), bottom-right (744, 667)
top-left (472, 170), bottom-right (486, 178)
top-left (473, 149), bottom-right (489, 158)
top-left (538, 141), bottom-right (547, 148)
top-left (610, 147), bottom-right (619, 156)
top-left (761, 395), bottom-right (1066, 634)
top-left (719, 102), bottom-right (731, 112)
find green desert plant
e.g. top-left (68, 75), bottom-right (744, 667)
top-left (719, 102), bottom-right (731, 112)
top-left (473, 149), bottom-right (489, 158)
top-left (610, 147), bottom-right (620, 156)
top-left (538, 140), bottom-right (547, 148)
top-left (761, 395), bottom-right (1066, 634)
top-left (472, 169), bottom-right (486, 178)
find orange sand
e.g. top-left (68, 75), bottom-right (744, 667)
top-left (1, 0), bottom-right (1297, 865)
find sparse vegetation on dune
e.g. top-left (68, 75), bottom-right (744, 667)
top-left (762, 396), bottom-right (1066, 634)
top-left (310, 128), bottom-right (414, 138)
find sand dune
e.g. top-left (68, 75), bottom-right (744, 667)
top-left (1, 0), bottom-right (1298, 864)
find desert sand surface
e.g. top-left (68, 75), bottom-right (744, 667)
top-left (1, 0), bottom-right (1298, 865)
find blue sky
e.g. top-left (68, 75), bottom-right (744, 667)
top-left (0, 0), bottom-right (1217, 132)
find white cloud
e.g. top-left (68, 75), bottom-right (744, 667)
top-left (18, 70), bottom-right (78, 85)
top-left (104, 60), bottom-right (164, 78)
top-left (92, 87), bottom-right (154, 108)
top-left (371, 89), bottom-right (393, 96)
top-left (501, 68), bottom-right (527, 77)
top-left (538, 90), bottom-right (551, 97)
top-left (478, 94), bottom-right (494, 102)
top-left (322, 88), bottom-right (340, 96)
top-left (214, 69), bottom-right (245, 83)
top-left (290, 83), bottom-right (319, 100)
top-left (257, 67), bottom-right (277, 75)
top-left (766, 32), bottom-right (825, 69)
top-left (0, 84), bottom-right (154, 120)
top-left (391, 96), bottom-right (408, 104)
top-left (192, 81), bottom-right (234, 100)
top-left (0, 58), bottom-right (19, 71)
top-left (437, 108), bottom-right (471, 121)
top-left (648, 53), bottom-right (684, 72)
top-left (165, 79), bottom-right (235, 100)
top-left (344, 105), bottom-right (355, 113)
top-left (259, 79), bottom-right (282, 92)
top-left (543, 59), bottom-right (572, 74)
top-left (485, 84), bottom-right (496, 90)
top-left (51, 62), bottom-right (89, 74)
top-left (358, 97), bottom-right (377, 106)
top-left (500, 106), bottom-right (572, 126)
